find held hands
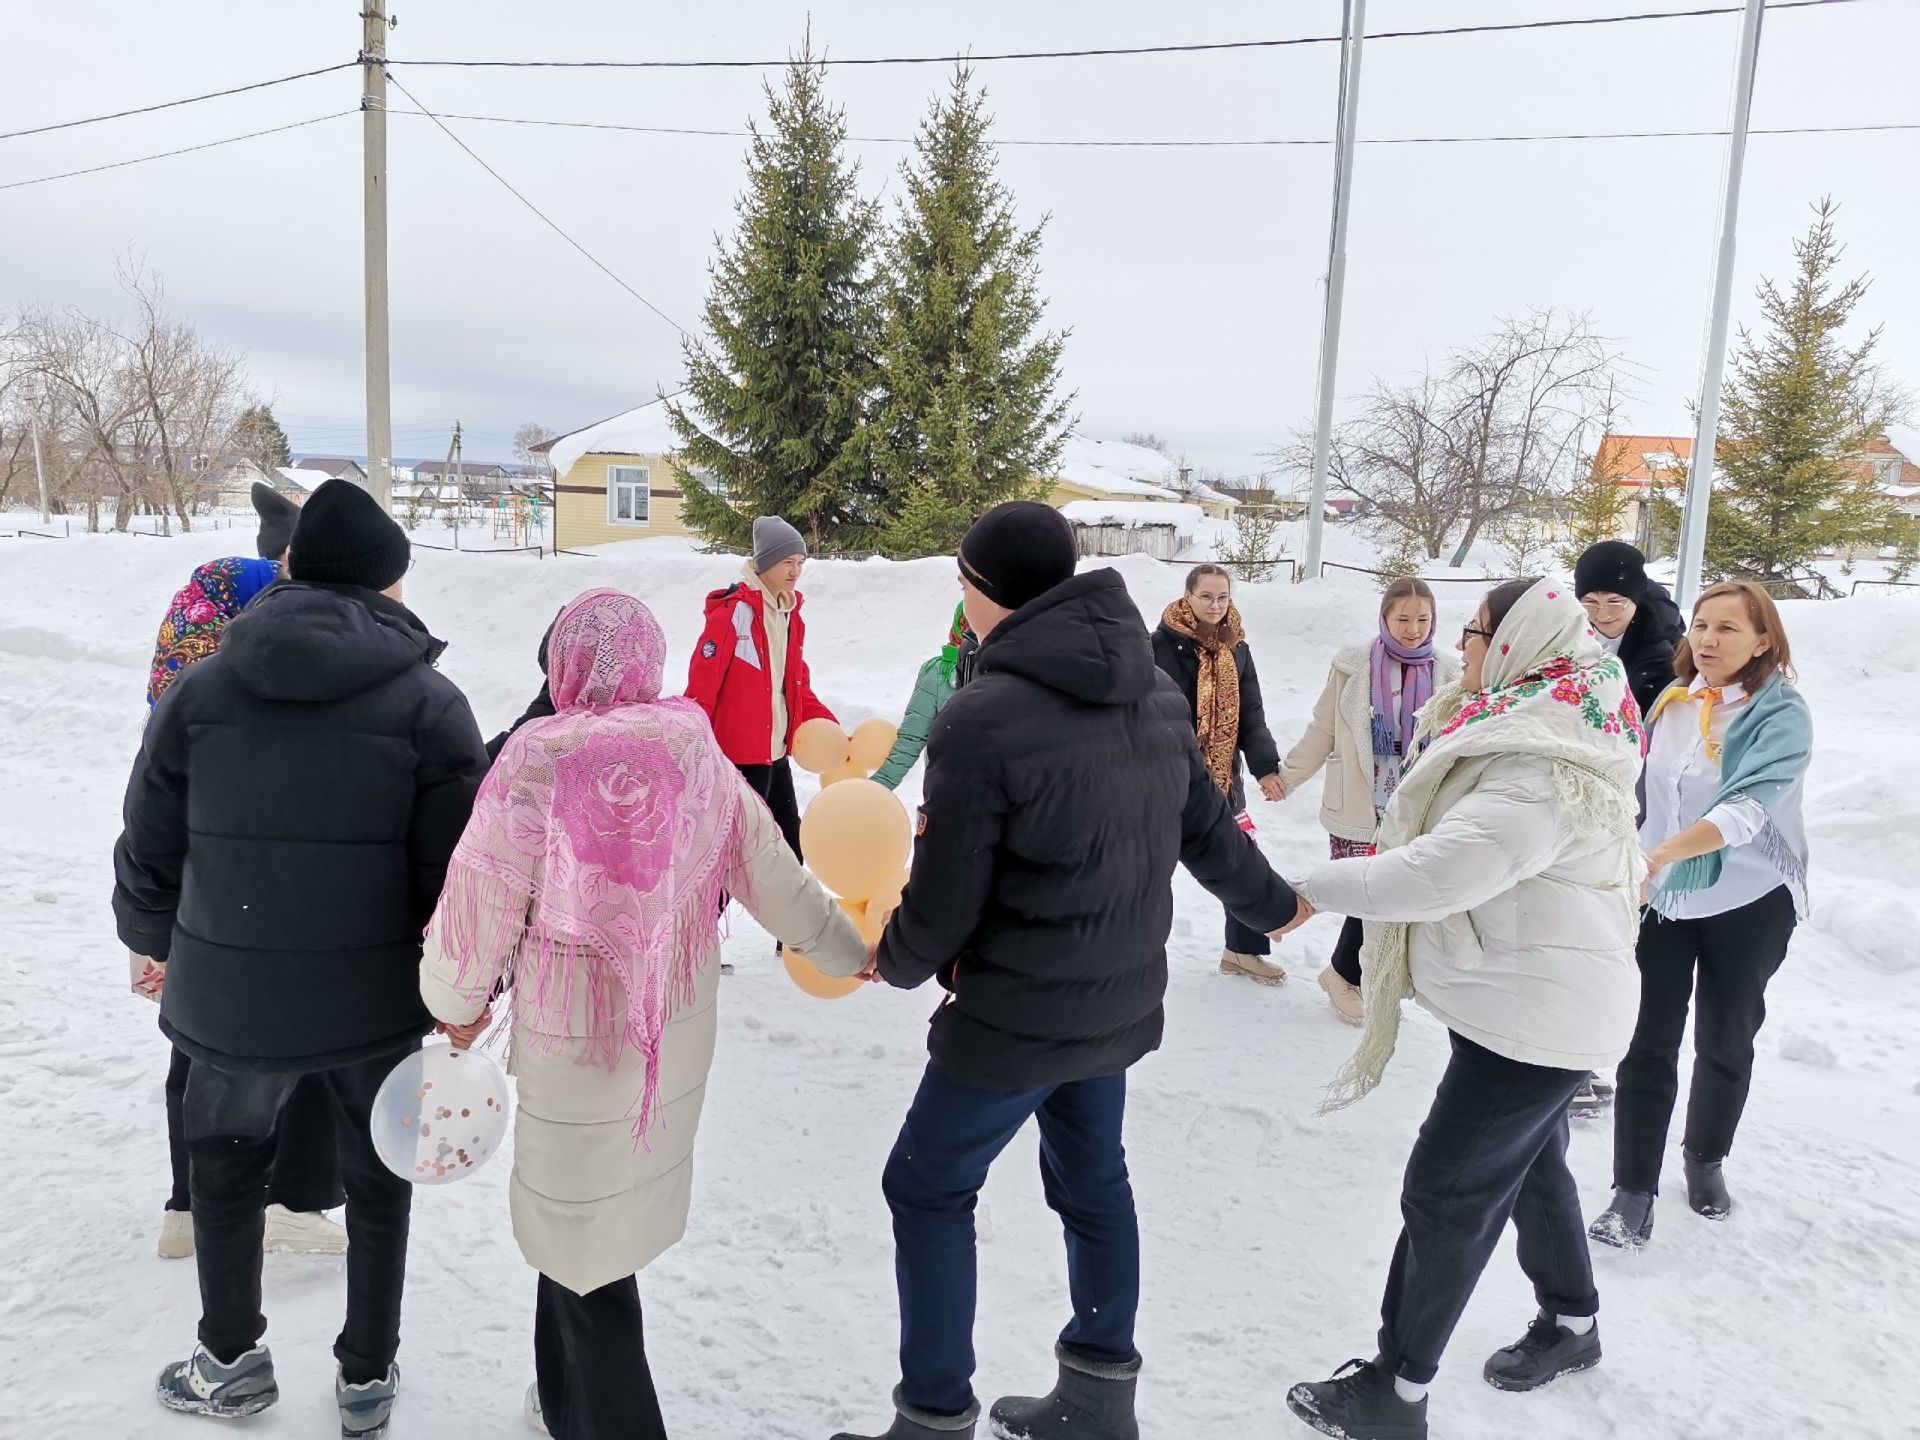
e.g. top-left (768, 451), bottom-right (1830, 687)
top-left (1269, 895), bottom-right (1316, 940)
top-left (858, 944), bottom-right (881, 983)
top-left (130, 953), bottom-right (165, 1003)
top-left (1258, 774), bottom-right (1286, 803)
top-left (437, 1005), bottom-right (494, 1051)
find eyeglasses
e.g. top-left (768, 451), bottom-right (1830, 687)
top-left (1461, 625), bottom-right (1494, 645)
top-left (1581, 597), bottom-right (1633, 614)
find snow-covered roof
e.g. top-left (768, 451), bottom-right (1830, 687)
top-left (1053, 458), bottom-right (1182, 501)
top-left (546, 397), bottom-right (688, 479)
top-left (273, 466), bottom-right (316, 492)
top-left (1059, 500), bottom-right (1205, 532)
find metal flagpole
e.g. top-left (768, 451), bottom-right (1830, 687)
top-left (1673, 0), bottom-right (1765, 609)
top-left (1299, 0), bottom-right (1366, 582)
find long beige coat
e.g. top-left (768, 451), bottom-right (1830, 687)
top-left (1279, 642), bottom-right (1462, 843)
top-left (420, 774), bottom-right (865, 1297)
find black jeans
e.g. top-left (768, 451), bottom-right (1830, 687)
top-left (736, 758), bottom-right (803, 860)
top-left (1612, 886), bottom-right (1797, 1193)
top-left (1224, 908), bottom-right (1272, 958)
top-left (1330, 915), bottom-right (1366, 987)
top-left (166, 1047), bottom-right (343, 1213)
top-left (884, 1063), bottom-right (1138, 1417)
top-left (185, 1046), bottom-right (417, 1383)
top-left (534, 1273), bottom-right (666, 1440)
top-left (1379, 1033), bottom-right (1596, 1386)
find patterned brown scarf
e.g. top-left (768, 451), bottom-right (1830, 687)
top-left (1163, 597), bottom-right (1244, 796)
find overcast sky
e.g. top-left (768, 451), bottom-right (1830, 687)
top-left (5, 0), bottom-right (1916, 470)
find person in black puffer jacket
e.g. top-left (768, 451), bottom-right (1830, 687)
top-left (1152, 562), bottom-right (1287, 985)
top-left (114, 478), bottom-right (488, 1432)
top-left (486, 609), bottom-right (560, 762)
top-left (1575, 541), bottom-right (1687, 719)
top-left (835, 504), bottom-right (1306, 1440)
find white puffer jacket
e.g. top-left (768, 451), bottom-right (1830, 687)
top-left (1301, 751), bottom-right (1641, 1072)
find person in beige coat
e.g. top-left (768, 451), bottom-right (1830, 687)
top-left (419, 589), bottom-right (865, 1440)
top-left (1278, 578), bottom-right (1459, 1024)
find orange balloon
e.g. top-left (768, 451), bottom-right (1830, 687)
top-left (821, 759), bottom-right (867, 787)
top-left (791, 718), bottom-right (851, 775)
top-left (781, 945), bottom-right (864, 1000)
top-left (869, 864), bottom-right (912, 916)
top-left (848, 717), bottom-right (900, 772)
top-left (800, 779), bottom-right (914, 902)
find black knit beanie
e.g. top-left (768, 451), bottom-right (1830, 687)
top-left (250, 481), bottom-right (301, 560)
top-left (288, 478), bottom-right (411, 591)
top-left (958, 502), bottom-right (1078, 611)
top-left (1574, 540), bottom-right (1650, 600)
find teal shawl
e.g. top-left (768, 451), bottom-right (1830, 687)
top-left (1653, 672), bottom-right (1812, 919)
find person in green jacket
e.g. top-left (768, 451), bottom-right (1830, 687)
top-left (874, 603), bottom-right (977, 791)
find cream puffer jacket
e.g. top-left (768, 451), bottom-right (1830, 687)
top-left (1279, 643), bottom-right (1463, 843)
top-left (421, 774), bottom-right (865, 1297)
top-left (1300, 752), bottom-right (1642, 1072)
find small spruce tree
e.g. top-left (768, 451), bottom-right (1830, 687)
top-left (873, 68), bottom-right (1072, 556)
top-left (232, 404), bottom-right (291, 476)
top-left (668, 40), bottom-right (881, 549)
top-left (1659, 200), bottom-right (1908, 583)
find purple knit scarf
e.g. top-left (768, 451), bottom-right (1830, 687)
top-left (1370, 621), bottom-right (1436, 760)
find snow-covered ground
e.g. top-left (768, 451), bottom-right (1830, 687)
top-left (2, 527), bottom-right (1916, 1439)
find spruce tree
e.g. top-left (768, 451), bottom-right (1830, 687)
top-left (668, 43), bottom-right (880, 549)
top-left (873, 68), bottom-right (1072, 556)
top-left (232, 404), bottom-right (291, 475)
top-left (1665, 200), bottom-right (1905, 582)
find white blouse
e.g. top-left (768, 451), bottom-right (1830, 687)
top-left (1640, 676), bottom-right (1780, 919)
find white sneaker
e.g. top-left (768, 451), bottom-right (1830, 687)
top-left (264, 1204), bottom-right (349, 1255)
top-left (158, 1210), bottom-right (196, 1260)
top-left (1220, 950), bottom-right (1286, 986)
top-left (525, 1381), bottom-right (550, 1435)
top-left (1318, 965), bottom-right (1365, 1026)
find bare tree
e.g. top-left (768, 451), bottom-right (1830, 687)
top-left (1271, 309), bottom-right (1630, 566)
top-left (513, 421), bottom-right (557, 482)
top-left (11, 257), bottom-right (256, 532)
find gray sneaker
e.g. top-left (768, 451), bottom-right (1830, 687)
top-left (155, 1344), bottom-right (279, 1419)
top-left (338, 1364), bottom-right (400, 1439)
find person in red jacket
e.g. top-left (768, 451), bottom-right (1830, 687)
top-left (687, 515), bottom-right (836, 861)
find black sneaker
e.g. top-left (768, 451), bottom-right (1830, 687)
top-left (1684, 1149), bottom-right (1733, 1219)
top-left (1568, 1073), bottom-right (1614, 1120)
top-left (1588, 1188), bottom-right (1655, 1249)
top-left (1286, 1358), bottom-right (1426, 1440)
top-left (1483, 1313), bottom-right (1602, 1393)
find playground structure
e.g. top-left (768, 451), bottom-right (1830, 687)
top-left (491, 491), bottom-right (546, 546)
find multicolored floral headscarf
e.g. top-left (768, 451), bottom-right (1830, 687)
top-left (147, 557), bottom-right (282, 707)
top-left (427, 589), bottom-right (746, 1141)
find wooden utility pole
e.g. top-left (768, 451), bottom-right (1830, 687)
top-left (361, 6), bottom-right (394, 512)
top-left (30, 406), bottom-right (51, 524)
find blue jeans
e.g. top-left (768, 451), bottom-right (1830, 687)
top-left (883, 1063), bottom-right (1140, 1417)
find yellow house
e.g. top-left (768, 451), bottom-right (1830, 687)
top-left (1044, 435), bottom-right (1239, 520)
top-left (537, 400), bottom-right (714, 550)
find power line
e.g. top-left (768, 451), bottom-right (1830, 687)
top-left (0, 63), bottom-right (358, 142)
top-left (390, 107), bottom-right (1920, 149)
top-left (381, 73), bottom-right (692, 338)
top-left (0, 112), bottom-right (354, 193)
top-left (383, 1), bottom-right (1861, 70)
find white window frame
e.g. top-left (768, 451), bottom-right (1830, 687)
top-left (608, 464), bottom-right (650, 527)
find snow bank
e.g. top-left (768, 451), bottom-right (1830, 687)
top-left (2, 528), bottom-right (1915, 1438)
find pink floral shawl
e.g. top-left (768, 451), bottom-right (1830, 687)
top-left (429, 588), bottom-right (744, 1139)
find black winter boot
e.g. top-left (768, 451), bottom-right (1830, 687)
top-left (1482, 1312), bottom-right (1602, 1393)
top-left (988, 1344), bottom-right (1140, 1440)
top-left (1684, 1149), bottom-right (1733, 1219)
top-left (832, 1388), bottom-right (978, 1440)
top-left (1588, 1188), bottom-right (1655, 1249)
top-left (1286, 1359), bottom-right (1427, 1440)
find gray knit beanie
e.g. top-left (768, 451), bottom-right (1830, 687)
top-left (752, 515), bottom-right (807, 574)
